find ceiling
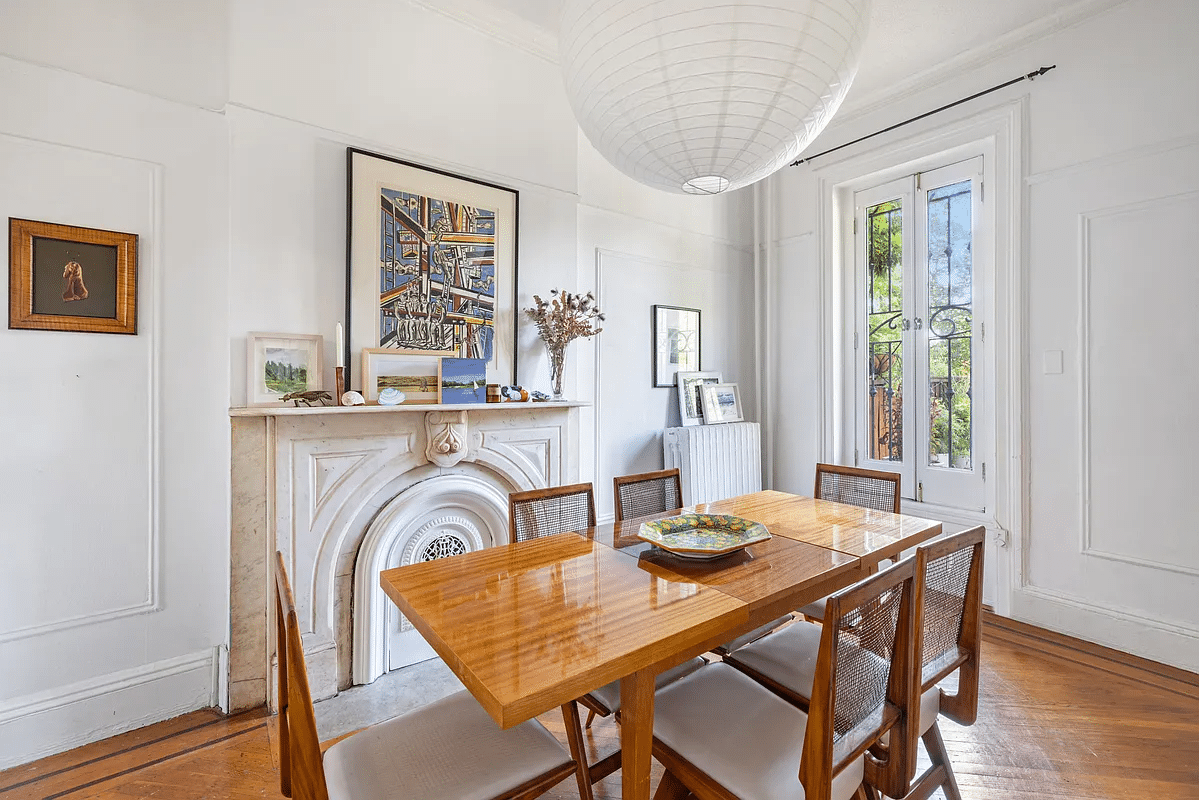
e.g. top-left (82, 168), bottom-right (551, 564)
top-left (474, 0), bottom-right (1114, 110)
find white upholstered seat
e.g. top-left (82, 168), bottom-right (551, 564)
top-left (728, 602), bottom-right (943, 735)
top-left (323, 689), bottom-right (573, 800)
top-left (653, 662), bottom-right (866, 800)
top-left (585, 657), bottom-right (706, 715)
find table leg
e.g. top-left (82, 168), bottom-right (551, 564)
top-left (620, 668), bottom-right (655, 800)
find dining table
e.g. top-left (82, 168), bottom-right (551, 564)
top-left (379, 489), bottom-right (942, 800)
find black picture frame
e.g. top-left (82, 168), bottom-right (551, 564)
top-left (344, 147), bottom-right (519, 388)
top-left (652, 304), bottom-right (701, 388)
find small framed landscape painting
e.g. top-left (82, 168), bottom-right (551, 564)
top-left (361, 348), bottom-right (441, 404)
top-left (653, 305), bottom-right (701, 388)
top-left (440, 357), bottom-right (487, 404)
top-left (9, 218), bottom-right (138, 335)
top-left (700, 382), bottom-right (743, 424)
top-left (247, 333), bottom-right (324, 406)
top-left (676, 370), bottom-right (722, 426)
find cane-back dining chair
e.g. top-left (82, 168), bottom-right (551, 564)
top-left (509, 482), bottom-right (597, 543)
top-left (272, 551), bottom-right (582, 800)
top-left (612, 468), bottom-right (683, 522)
top-left (650, 558), bottom-right (921, 800)
top-left (798, 463), bottom-right (903, 623)
top-left (722, 527), bottom-right (986, 800)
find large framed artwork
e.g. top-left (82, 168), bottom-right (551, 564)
top-left (653, 304), bottom-right (701, 387)
top-left (9, 218), bottom-right (138, 335)
top-left (346, 147), bottom-right (518, 389)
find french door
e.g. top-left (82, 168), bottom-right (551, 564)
top-left (853, 157), bottom-right (986, 511)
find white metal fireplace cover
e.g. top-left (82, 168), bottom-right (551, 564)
top-left (352, 473), bottom-right (510, 685)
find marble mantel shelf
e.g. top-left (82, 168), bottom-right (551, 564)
top-left (229, 400), bottom-right (590, 417)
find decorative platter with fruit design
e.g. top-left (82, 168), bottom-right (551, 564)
top-left (637, 513), bottom-right (771, 559)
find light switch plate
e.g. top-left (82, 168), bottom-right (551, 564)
top-left (1043, 350), bottom-right (1064, 374)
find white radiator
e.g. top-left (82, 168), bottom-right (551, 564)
top-left (663, 422), bottom-right (762, 506)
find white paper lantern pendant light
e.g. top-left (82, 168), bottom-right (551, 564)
top-left (560, 0), bottom-right (872, 195)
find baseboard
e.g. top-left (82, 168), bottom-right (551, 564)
top-left (0, 649), bottom-right (216, 770)
top-left (983, 611), bottom-right (1199, 701)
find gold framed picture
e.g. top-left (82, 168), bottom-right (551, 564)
top-left (361, 348), bottom-right (443, 404)
top-left (8, 218), bottom-right (138, 335)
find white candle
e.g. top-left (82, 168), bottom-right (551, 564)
top-left (335, 322), bottom-right (344, 368)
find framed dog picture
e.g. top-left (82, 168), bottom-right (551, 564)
top-left (8, 218), bottom-right (138, 334)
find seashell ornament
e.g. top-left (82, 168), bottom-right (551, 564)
top-left (340, 390), bottom-right (366, 406)
top-left (378, 388), bottom-right (405, 406)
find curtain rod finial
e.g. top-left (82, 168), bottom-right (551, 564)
top-left (1028, 64), bottom-right (1057, 80)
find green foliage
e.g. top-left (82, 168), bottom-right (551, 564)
top-left (264, 360), bottom-right (309, 394)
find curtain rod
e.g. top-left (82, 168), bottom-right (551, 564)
top-left (790, 65), bottom-right (1057, 167)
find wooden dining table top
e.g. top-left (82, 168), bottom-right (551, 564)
top-left (379, 489), bottom-right (942, 800)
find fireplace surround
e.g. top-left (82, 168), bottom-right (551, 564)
top-left (228, 402), bottom-right (584, 711)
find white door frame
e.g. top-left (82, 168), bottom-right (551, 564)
top-left (811, 99), bottom-right (1025, 615)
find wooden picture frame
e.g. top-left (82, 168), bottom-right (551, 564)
top-left (247, 332), bottom-right (324, 407)
top-left (361, 348), bottom-right (442, 404)
top-left (653, 304), bottom-right (700, 388)
top-left (700, 382), bottom-right (743, 424)
top-left (9, 218), bottom-right (138, 335)
top-left (346, 147), bottom-right (518, 389)
top-left (676, 370), bottom-right (722, 426)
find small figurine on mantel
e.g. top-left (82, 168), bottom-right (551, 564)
top-left (281, 390), bottom-right (333, 407)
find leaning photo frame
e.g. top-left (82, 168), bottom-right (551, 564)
top-left (246, 332), bottom-right (324, 407)
top-left (700, 382), bottom-right (743, 424)
top-left (346, 147), bottom-right (517, 389)
top-left (676, 370), bottom-right (722, 426)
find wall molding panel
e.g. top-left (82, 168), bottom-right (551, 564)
top-left (1077, 190), bottom-right (1199, 577)
top-left (0, 132), bottom-right (164, 644)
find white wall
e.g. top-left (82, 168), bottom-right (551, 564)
top-left (769, 0), bottom-right (1199, 670)
top-left (0, 51), bottom-right (230, 768)
top-left (575, 135), bottom-right (755, 518)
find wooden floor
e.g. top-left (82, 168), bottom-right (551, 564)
top-left (3, 631), bottom-right (1197, 799)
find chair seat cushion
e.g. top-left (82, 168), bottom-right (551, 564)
top-left (717, 614), bottom-right (795, 654)
top-left (798, 596), bottom-right (829, 620)
top-left (729, 623), bottom-right (942, 735)
top-left (653, 662), bottom-right (865, 800)
top-left (725, 617), bottom-right (826, 700)
top-left (323, 689), bottom-right (572, 800)
top-left (586, 657), bottom-right (707, 715)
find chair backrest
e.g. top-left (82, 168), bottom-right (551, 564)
top-left (274, 551), bottom-right (330, 800)
top-left (914, 526), bottom-right (985, 725)
top-left (799, 558), bottom-right (918, 800)
top-left (612, 468), bottom-right (682, 522)
top-left (508, 482), bottom-right (596, 543)
top-left (814, 463), bottom-right (902, 514)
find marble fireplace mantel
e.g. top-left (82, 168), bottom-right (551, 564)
top-left (227, 401), bottom-right (585, 712)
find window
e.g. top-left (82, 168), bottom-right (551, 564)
top-left (853, 157), bottom-right (986, 511)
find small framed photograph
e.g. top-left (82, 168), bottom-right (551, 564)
top-left (440, 357), bottom-right (487, 404)
top-left (676, 370), bottom-right (722, 426)
top-left (700, 382), bottom-right (743, 424)
top-left (247, 333), bottom-right (324, 406)
top-left (9, 218), bottom-right (138, 335)
top-left (361, 348), bottom-right (441, 404)
top-left (653, 305), bottom-right (701, 388)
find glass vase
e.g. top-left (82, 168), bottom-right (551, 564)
top-left (548, 341), bottom-right (568, 401)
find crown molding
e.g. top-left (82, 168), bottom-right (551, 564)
top-left (837, 0), bottom-right (1128, 124)
top-left (409, 0), bottom-right (559, 64)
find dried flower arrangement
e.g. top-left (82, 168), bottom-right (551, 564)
top-left (524, 289), bottom-right (605, 399)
